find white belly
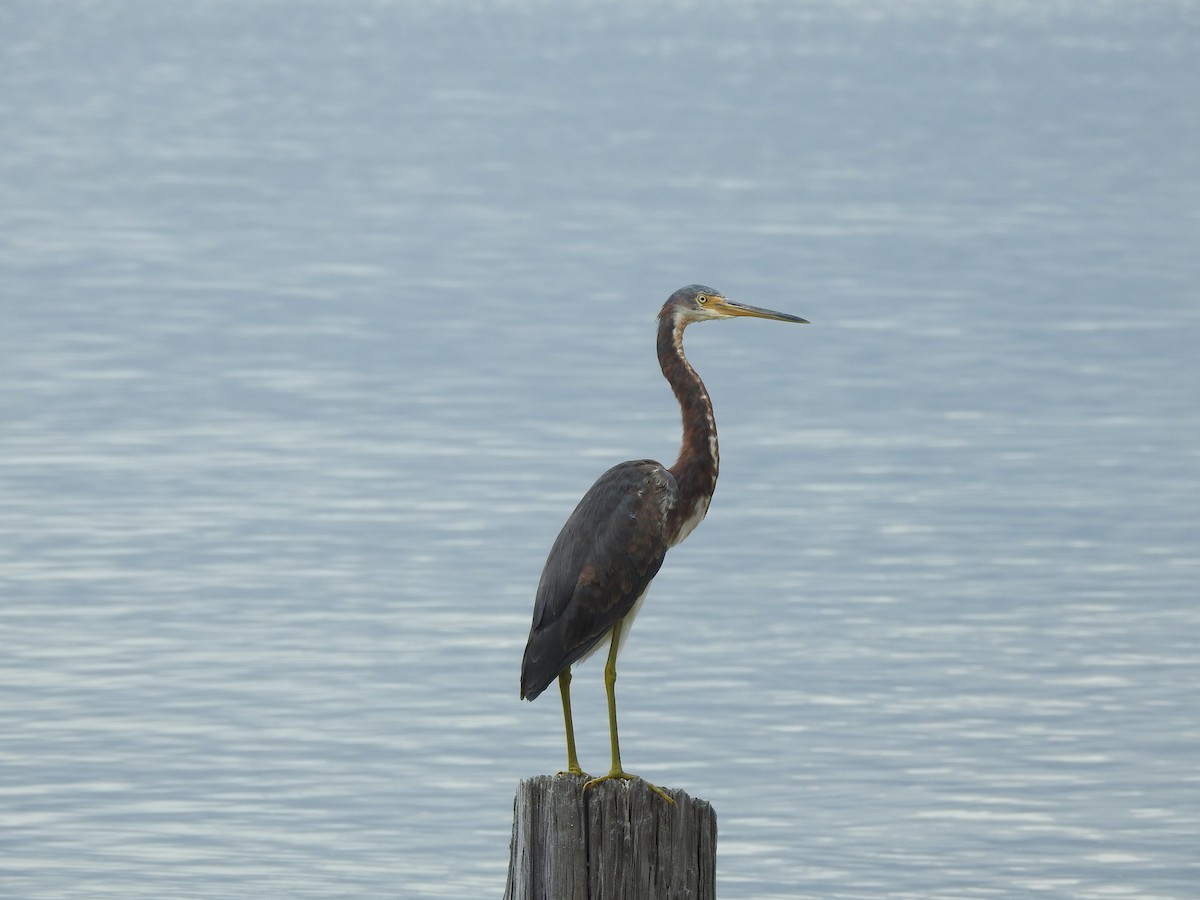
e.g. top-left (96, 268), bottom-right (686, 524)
top-left (573, 587), bottom-right (652, 666)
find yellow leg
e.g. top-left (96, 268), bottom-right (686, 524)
top-left (558, 670), bottom-right (587, 777)
top-left (583, 621), bottom-right (674, 803)
top-left (603, 622), bottom-right (625, 776)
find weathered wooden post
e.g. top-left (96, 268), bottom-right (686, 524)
top-left (503, 774), bottom-right (717, 900)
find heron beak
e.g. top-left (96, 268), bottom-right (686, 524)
top-left (712, 297), bottom-right (809, 324)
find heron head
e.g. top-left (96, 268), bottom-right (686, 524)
top-left (663, 284), bottom-right (809, 326)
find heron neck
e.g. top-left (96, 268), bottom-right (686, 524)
top-left (659, 315), bottom-right (719, 540)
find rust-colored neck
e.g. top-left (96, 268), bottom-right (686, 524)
top-left (658, 312), bottom-right (719, 543)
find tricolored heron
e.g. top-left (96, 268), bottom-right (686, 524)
top-left (520, 285), bottom-right (807, 798)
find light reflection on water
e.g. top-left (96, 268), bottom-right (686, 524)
top-left (2, 1), bottom-right (1198, 898)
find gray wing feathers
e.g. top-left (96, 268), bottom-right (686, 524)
top-left (520, 460), bottom-right (677, 700)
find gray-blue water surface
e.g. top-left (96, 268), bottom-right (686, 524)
top-left (2, 1), bottom-right (1197, 897)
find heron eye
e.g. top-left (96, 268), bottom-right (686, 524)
top-left (697, 294), bottom-right (708, 304)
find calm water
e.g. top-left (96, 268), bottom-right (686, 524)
top-left (2, 1), bottom-right (1198, 897)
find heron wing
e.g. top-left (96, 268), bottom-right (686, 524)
top-left (520, 460), bottom-right (677, 700)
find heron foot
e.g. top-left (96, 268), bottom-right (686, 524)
top-left (557, 766), bottom-right (590, 778)
top-left (583, 769), bottom-right (675, 804)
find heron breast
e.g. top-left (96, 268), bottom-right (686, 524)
top-left (670, 495), bottom-right (710, 546)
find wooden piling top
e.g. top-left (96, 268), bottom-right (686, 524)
top-left (503, 774), bottom-right (717, 900)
